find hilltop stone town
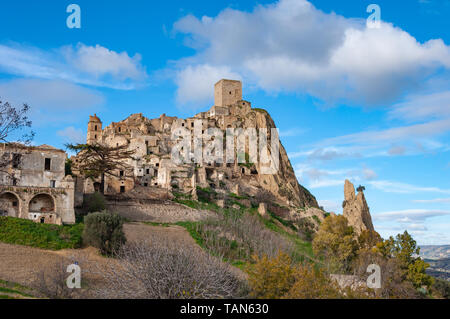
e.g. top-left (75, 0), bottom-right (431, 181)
top-left (0, 79), bottom-right (374, 234)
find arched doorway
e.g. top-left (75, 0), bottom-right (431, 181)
top-left (0, 192), bottom-right (20, 217)
top-left (29, 194), bottom-right (55, 214)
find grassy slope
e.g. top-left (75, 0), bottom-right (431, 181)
top-left (0, 279), bottom-right (34, 299)
top-left (0, 216), bottom-right (83, 250)
top-left (172, 194), bottom-right (316, 269)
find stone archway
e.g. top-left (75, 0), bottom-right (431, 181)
top-left (0, 192), bottom-right (20, 217)
top-left (29, 194), bottom-right (55, 214)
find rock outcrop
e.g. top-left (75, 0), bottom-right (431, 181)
top-left (342, 180), bottom-right (374, 235)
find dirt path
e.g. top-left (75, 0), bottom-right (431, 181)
top-left (123, 222), bottom-right (198, 245)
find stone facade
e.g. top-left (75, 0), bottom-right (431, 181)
top-left (0, 144), bottom-right (75, 225)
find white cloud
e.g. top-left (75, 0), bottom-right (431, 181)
top-left (64, 44), bottom-right (146, 81)
top-left (175, 64), bottom-right (241, 107)
top-left (321, 119), bottom-right (450, 147)
top-left (362, 167), bottom-right (378, 180)
top-left (368, 180), bottom-right (450, 195)
top-left (294, 163), bottom-right (377, 190)
top-left (0, 43), bottom-right (147, 90)
top-left (293, 119), bottom-right (450, 162)
top-left (374, 209), bottom-right (450, 222)
top-left (279, 127), bottom-right (306, 137)
top-left (389, 91), bottom-right (450, 122)
top-left (318, 199), bottom-right (341, 213)
top-left (413, 198), bottom-right (450, 204)
top-left (172, 0), bottom-right (450, 105)
top-left (57, 127), bottom-right (85, 144)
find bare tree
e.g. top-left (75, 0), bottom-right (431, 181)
top-left (67, 143), bottom-right (135, 193)
top-left (91, 236), bottom-right (246, 299)
top-left (0, 100), bottom-right (35, 183)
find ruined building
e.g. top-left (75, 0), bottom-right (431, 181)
top-left (0, 144), bottom-right (75, 225)
top-left (75, 79), bottom-right (319, 214)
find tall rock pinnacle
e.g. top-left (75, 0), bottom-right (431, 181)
top-left (342, 180), bottom-right (374, 235)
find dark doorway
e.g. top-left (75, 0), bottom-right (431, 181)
top-left (120, 186), bottom-right (125, 193)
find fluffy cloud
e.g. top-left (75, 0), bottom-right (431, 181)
top-left (0, 43), bottom-right (147, 90)
top-left (175, 64), bottom-right (241, 107)
top-left (63, 44), bottom-right (146, 81)
top-left (294, 163), bottom-right (377, 189)
top-left (172, 0), bottom-right (450, 105)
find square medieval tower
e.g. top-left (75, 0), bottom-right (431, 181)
top-left (214, 79), bottom-right (242, 107)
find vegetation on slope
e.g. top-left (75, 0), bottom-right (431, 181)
top-left (0, 216), bottom-right (83, 250)
top-left (0, 279), bottom-right (34, 299)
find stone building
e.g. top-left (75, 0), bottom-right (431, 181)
top-left (0, 143), bottom-right (75, 225)
top-left (74, 79), bottom-right (319, 211)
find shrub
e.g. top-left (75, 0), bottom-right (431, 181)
top-left (248, 251), bottom-right (296, 299)
top-left (284, 264), bottom-right (342, 299)
top-left (248, 252), bottom-right (344, 299)
top-left (84, 192), bottom-right (106, 213)
top-left (92, 236), bottom-right (246, 299)
top-left (312, 215), bottom-right (358, 273)
top-left (83, 212), bottom-right (126, 256)
top-left (432, 279), bottom-right (450, 299)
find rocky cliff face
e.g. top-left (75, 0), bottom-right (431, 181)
top-left (342, 180), bottom-right (374, 235)
top-left (249, 109), bottom-right (319, 209)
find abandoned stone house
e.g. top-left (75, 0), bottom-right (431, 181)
top-left (74, 79), bottom-right (319, 211)
top-left (0, 143), bottom-right (75, 225)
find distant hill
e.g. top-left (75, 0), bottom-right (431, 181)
top-left (419, 245), bottom-right (450, 260)
top-left (424, 258), bottom-right (450, 281)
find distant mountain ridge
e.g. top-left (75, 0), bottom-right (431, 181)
top-left (419, 245), bottom-right (450, 260)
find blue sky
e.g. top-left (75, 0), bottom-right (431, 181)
top-left (0, 0), bottom-right (449, 245)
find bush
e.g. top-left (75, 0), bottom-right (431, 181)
top-left (312, 215), bottom-right (358, 273)
top-left (248, 251), bottom-right (344, 299)
top-left (432, 279), bottom-right (450, 299)
top-left (248, 252), bottom-right (296, 299)
top-left (84, 192), bottom-right (106, 213)
top-left (284, 264), bottom-right (342, 299)
top-left (83, 212), bottom-right (126, 256)
top-left (92, 236), bottom-right (246, 299)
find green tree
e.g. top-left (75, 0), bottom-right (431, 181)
top-left (376, 231), bottom-right (434, 290)
top-left (67, 143), bottom-right (135, 194)
top-left (83, 212), bottom-right (126, 256)
top-left (312, 215), bottom-right (359, 273)
top-left (84, 192), bottom-right (106, 213)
